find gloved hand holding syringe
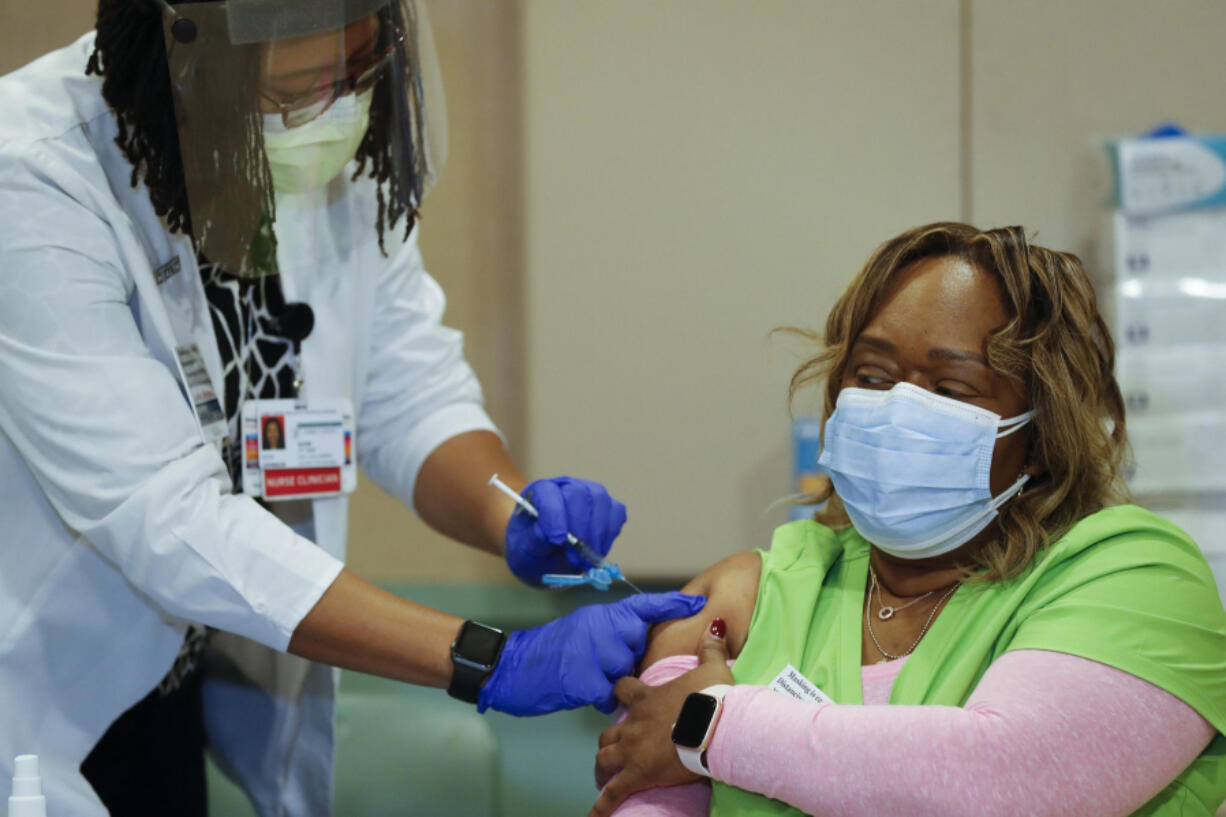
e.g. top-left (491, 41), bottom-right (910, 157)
top-left (490, 474), bottom-right (643, 593)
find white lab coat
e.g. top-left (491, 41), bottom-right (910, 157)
top-left (0, 34), bottom-right (498, 816)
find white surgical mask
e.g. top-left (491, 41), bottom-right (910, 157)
top-left (263, 89), bottom-right (373, 195)
top-left (817, 382), bottom-right (1034, 560)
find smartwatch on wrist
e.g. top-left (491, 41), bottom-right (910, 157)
top-left (670, 684), bottom-right (732, 777)
top-left (447, 620), bottom-right (507, 704)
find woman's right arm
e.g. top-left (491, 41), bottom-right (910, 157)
top-left (639, 550), bottom-right (762, 669)
top-left (600, 551), bottom-right (762, 816)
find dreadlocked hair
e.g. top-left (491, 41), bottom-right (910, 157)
top-left (86, 0), bottom-right (417, 257)
top-left (351, 13), bottom-right (416, 255)
top-left (86, 0), bottom-right (190, 232)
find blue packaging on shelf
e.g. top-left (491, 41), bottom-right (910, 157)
top-left (1109, 133), bottom-right (1226, 216)
top-left (791, 417), bottom-right (825, 518)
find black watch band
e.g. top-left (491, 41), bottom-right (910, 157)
top-left (448, 660), bottom-right (490, 704)
top-left (447, 620), bottom-right (507, 705)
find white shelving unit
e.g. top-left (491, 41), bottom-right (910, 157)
top-left (1100, 139), bottom-right (1226, 601)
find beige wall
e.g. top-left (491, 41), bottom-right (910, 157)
top-left (522, 0), bottom-right (964, 577)
top-left (521, 0), bottom-right (1226, 578)
top-left (6, 2), bottom-right (1226, 583)
top-left (0, 0), bottom-right (92, 73)
top-left (968, 0), bottom-right (1226, 260)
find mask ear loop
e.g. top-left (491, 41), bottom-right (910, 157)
top-left (996, 410), bottom-right (1035, 439)
top-left (998, 412), bottom-right (1037, 501)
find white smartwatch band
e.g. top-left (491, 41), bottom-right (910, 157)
top-left (674, 684), bottom-right (732, 777)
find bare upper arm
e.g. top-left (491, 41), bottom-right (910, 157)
top-left (640, 550), bottom-right (763, 670)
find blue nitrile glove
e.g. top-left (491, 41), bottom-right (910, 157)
top-left (477, 591), bottom-right (706, 716)
top-left (505, 476), bottom-right (628, 586)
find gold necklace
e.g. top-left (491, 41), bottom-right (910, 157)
top-left (870, 566), bottom-right (938, 620)
top-left (865, 568), bottom-right (960, 663)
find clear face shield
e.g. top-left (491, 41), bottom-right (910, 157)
top-left (155, 0), bottom-right (446, 277)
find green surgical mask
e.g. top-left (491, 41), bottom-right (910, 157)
top-left (263, 89), bottom-right (373, 195)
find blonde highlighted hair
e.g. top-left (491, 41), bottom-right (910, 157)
top-left (790, 222), bottom-right (1129, 581)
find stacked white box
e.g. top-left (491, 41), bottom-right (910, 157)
top-left (1102, 209), bottom-right (1226, 495)
top-left (1100, 137), bottom-right (1226, 574)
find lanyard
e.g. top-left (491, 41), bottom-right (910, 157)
top-left (153, 253), bottom-right (230, 444)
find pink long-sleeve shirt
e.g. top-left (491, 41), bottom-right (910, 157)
top-left (609, 649), bottom-right (1216, 817)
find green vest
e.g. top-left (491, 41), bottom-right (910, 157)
top-left (711, 505), bottom-right (1226, 816)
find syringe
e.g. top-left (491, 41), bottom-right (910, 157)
top-left (489, 474), bottom-right (643, 593)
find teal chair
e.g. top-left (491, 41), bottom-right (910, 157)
top-left (207, 680), bottom-right (500, 817)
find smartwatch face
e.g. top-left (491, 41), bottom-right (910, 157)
top-left (671, 692), bottom-right (720, 749)
top-left (455, 622), bottom-right (505, 667)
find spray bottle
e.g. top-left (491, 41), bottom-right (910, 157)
top-left (8, 755), bottom-right (46, 817)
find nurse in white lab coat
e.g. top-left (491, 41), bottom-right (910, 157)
top-left (0, 0), bottom-right (704, 814)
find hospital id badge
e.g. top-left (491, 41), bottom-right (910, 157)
top-left (241, 399), bottom-right (357, 501)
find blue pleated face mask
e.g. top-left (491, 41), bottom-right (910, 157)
top-left (817, 382), bottom-right (1034, 560)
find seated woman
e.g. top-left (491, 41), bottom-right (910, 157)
top-left (590, 222), bottom-right (1226, 817)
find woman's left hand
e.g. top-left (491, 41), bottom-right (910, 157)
top-left (589, 619), bottom-right (735, 817)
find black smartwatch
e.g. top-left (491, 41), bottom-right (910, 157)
top-left (447, 620), bottom-right (507, 704)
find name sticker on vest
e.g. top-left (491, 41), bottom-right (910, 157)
top-left (768, 664), bottom-right (832, 705)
